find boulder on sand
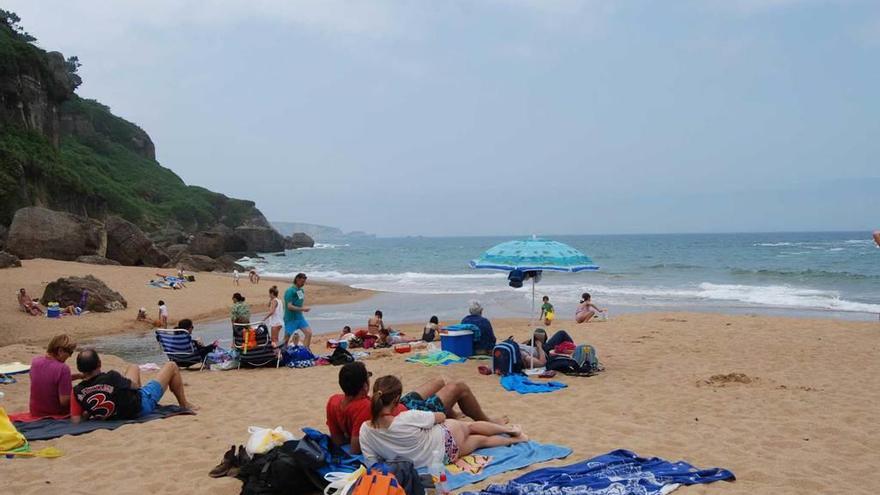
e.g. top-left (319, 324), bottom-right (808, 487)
top-left (104, 216), bottom-right (170, 267)
top-left (6, 207), bottom-right (107, 260)
top-left (75, 255), bottom-right (121, 266)
top-left (40, 275), bottom-right (127, 312)
top-left (0, 251), bottom-right (21, 268)
top-left (233, 226), bottom-right (284, 253)
top-left (189, 226), bottom-right (246, 258)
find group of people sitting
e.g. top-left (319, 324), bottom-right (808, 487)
top-left (28, 334), bottom-right (195, 422)
top-left (326, 362), bottom-right (527, 468)
top-left (17, 288), bottom-right (90, 317)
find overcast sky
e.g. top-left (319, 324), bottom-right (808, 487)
top-left (7, 0), bottom-right (879, 236)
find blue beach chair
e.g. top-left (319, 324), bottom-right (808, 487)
top-left (155, 329), bottom-right (209, 370)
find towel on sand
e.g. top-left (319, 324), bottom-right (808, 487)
top-left (441, 441), bottom-right (572, 491)
top-left (406, 350), bottom-right (466, 366)
top-left (461, 449), bottom-right (735, 495)
top-left (500, 374), bottom-right (567, 394)
top-left (13, 405), bottom-right (194, 441)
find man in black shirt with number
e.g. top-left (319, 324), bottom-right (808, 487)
top-left (71, 349), bottom-right (196, 422)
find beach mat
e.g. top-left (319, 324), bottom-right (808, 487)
top-left (460, 449), bottom-right (735, 495)
top-left (443, 441), bottom-right (572, 491)
top-left (13, 405), bottom-right (194, 441)
top-left (405, 350), bottom-right (467, 366)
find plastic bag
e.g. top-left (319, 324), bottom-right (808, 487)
top-left (245, 426), bottom-right (297, 456)
top-left (324, 466), bottom-right (366, 495)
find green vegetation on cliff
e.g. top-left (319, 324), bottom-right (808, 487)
top-left (0, 12), bottom-right (263, 231)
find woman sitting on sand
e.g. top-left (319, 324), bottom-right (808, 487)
top-left (359, 375), bottom-right (528, 469)
top-left (367, 310), bottom-right (389, 334)
top-left (575, 292), bottom-right (606, 323)
top-left (18, 288), bottom-right (43, 316)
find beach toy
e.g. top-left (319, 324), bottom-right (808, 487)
top-left (440, 330), bottom-right (474, 358)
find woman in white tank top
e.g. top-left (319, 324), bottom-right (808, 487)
top-left (264, 285), bottom-right (284, 346)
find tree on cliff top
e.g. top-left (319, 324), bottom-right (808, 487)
top-left (0, 9), bottom-right (36, 42)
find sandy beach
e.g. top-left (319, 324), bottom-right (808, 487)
top-left (2, 302), bottom-right (879, 494)
top-left (0, 259), bottom-right (372, 347)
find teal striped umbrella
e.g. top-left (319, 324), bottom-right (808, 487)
top-left (469, 238), bottom-right (599, 273)
top-left (469, 237), bottom-right (599, 313)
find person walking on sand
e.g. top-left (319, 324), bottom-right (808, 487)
top-left (71, 349), bottom-right (195, 423)
top-left (538, 295), bottom-right (554, 326)
top-left (233, 269), bottom-right (241, 286)
top-left (264, 286), bottom-right (285, 349)
top-left (158, 300), bottom-right (168, 328)
top-left (283, 273), bottom-right (313, 350)
top-left (575, 292), bottom-right (606, 323)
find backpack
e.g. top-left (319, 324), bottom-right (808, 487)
top-left (238, 440), bottom-right (318, 495)
top-left (329, 346), bottom-right (355, 366)
top-left (572, 344), bottom-right (599, 371)
top-left (350, 465), bottom-right (407, 495)
top-left (547, 344), bottom-right (600, 376)
top-left (492, 339), bottom-right (523, 376)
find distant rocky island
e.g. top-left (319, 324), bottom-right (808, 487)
top-left (271, 221), bottom-right (374, 242)
top-left (0, 11), bottom-right (315, 271)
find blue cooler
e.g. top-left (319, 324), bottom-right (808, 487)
top-left (440, 330), bottom-right (473, 358)
top-left (47, 307), bottom-right (60, 318)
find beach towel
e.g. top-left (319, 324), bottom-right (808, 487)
top-left (448, 455), bottom-right (492, 475)
top-left (461, 449), bottom-right (735, 495)
top-left (441, 441), bottom-right (573, 492)
top-left (500, 374), bottom-right (567, 394)
top-left (13, 405), bottom-right (194, 441)
top-left (301, 427), bottom-right (364, 477)
top-left (7, 411), bottom-right (69, 423)
top-left (405, 350), bottom-right (467, 366)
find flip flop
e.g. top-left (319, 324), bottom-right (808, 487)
top-left (538, 370), bottom-right (557, 379)
top-left (477, 365), bottom-right (492, 376)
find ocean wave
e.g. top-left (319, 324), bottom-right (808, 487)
top-left (259, 270), bottom-right (509, 295)
top-left (754, 242), bottom-right (798, 247)
top-left (294, 243), bottom-right (349, 250)
top-left (729, 268), bottom-right (876, 280)
top-left (641, 263), bottom-right (703, 270)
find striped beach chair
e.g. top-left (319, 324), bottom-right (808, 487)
top-left (155, 329), bottom-right (209, 370)
top-left (232, 323), bottom-right (280, 368)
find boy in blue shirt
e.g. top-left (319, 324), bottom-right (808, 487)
top-left (283, 273), bottom-right (313, 350)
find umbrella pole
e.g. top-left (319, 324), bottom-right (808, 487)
top-left (531, 277), bottom-right (535, 315)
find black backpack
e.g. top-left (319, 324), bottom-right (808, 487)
top-left (329, 346), bottom-right (355, 366)
top-left (238, 441), bottom-right (319, 495)
top-left (492, 338), bottom-right (524, 376)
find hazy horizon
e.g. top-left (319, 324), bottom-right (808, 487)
top-left (8, 1), bottom-right (879, 236)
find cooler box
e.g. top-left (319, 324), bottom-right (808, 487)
top-left (440, 330), bottom-right (473, 358)
top-left (47, 307), bottom-right (60, 318)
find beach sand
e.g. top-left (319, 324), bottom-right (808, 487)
top-left (1, 310), bottom-right (878, 494)
top-left (0, 258), bottom-right (372, 347)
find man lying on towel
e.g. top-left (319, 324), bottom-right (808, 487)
top-left (71, 349), bottom-right (196, 423)
top-left (326, 362), bottom-right (508, 454)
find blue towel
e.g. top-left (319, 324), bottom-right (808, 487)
top-left (500, 374), bottom-right (567, 394)
top-left (462, 449), bottom-right (735, 495)
top-left (443, 441), bottom-right (572, 491)
top-left (301, 427), bottom-right (364, 476)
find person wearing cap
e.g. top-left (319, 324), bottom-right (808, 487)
top-left (326, 362), bottom-right (506, 454)
top-left (460, 300), bottom-right (496, 354)
top-left (283, 273), bottom-right (313, 350)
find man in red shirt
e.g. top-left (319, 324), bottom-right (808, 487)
top-left (326, 362), bottom-right (505, 454)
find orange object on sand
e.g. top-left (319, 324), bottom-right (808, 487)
top-left (394, 343), bottom-right (411, 354)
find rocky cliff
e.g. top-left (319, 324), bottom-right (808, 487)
top-left (0, 12), bottom-right (282, 244)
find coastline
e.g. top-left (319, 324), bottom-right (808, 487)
top-left (0, 259), bottom-right (373, 347)
top-left (1, 312), bottom-right (878, 494)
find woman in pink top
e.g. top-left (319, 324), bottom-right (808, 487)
top-left (29, 334), bottom-right (81, 417)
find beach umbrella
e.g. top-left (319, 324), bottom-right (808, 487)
top-left (469, 237), bottom-right (599, 312)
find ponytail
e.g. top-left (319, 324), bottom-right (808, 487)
top-left (370, 375), bottom-right (403, 427)
top-left (269, 285), bottom-right (279, 297)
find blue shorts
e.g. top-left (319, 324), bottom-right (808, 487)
top-left (400, 392), bottom-right (446, 413)
top-left (284, 318), bottom-right (310, 335)
top-left (139, 380), bottom-right (164, 417)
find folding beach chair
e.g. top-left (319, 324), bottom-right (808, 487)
top-left (154, 329), bottom-right (209, 370)
top-left (232, 322), bottom-right (280, 368)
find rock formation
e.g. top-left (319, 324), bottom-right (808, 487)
top-left (0, 251), bottom-right (21, 268)
top-left (104, 216), bottom-right (169, 266)
top-left (284, 233), bottom-right (315, 249)
top-left (40, 275), bottom-right (127, 312)
top-left (6, 207), bottom-right (106, 260)
top-left (75, 255), bottom-right (121, 266)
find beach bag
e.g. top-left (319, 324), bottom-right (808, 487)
top-left (350, 465), bottom-right (407, 495)
top-left (492, 339), bottom-right (523, 376)
top-left (238, 440), bottom-right (316, 495)
top-left (572, 344), bottom-right (599, 371)
top-left (0, 407), bottom-right (27, 452)
top-left (246, 426), bottom-right (297, 456)
top-left (324, 466), bottom-right (367, 495)
top-left (330, 346), bottom-right (355, 366)
top-left (293, 435), bottom-right (326, 469)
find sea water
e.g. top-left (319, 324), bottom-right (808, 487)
top-left (247, 232), bottom-right (880, 319)
top-left (90, 232), bottom-right (880, 363)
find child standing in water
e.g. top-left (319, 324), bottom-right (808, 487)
top-left (538, 296), bottom-right (554, 326)
top-left (575, 292), bottom-right (606, 324)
